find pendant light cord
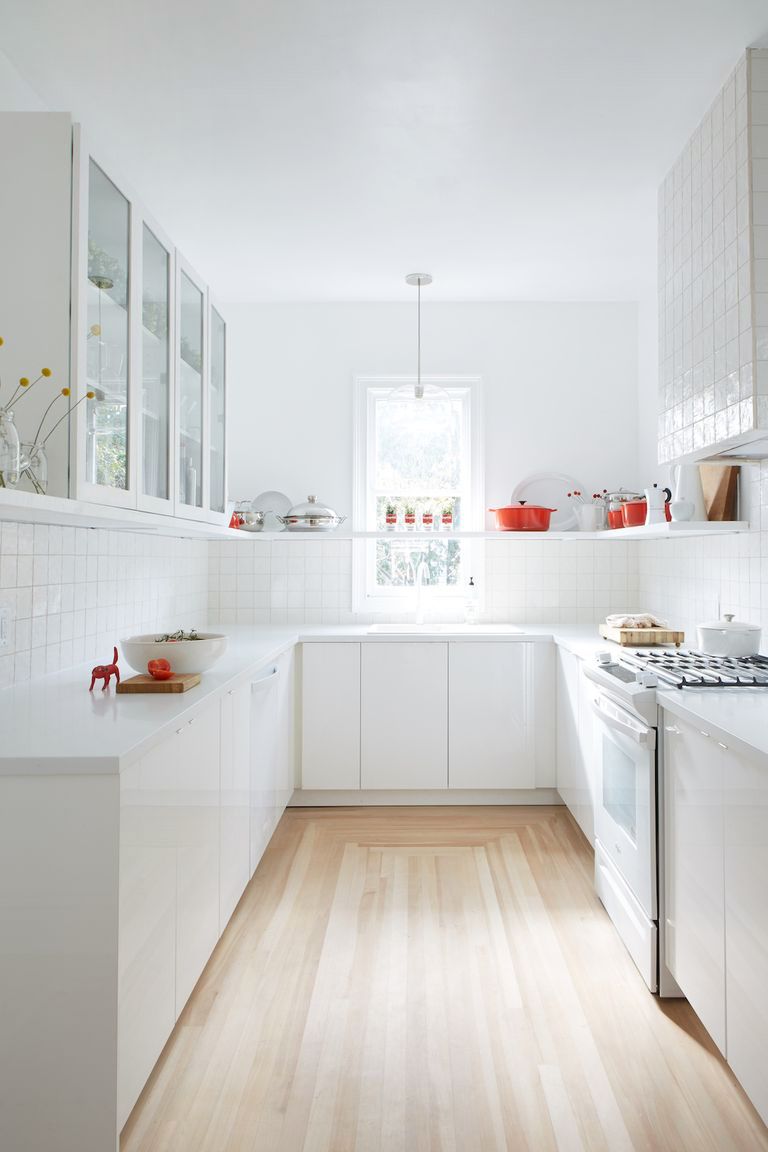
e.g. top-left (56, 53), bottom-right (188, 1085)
top-left (417, 278), bottom-right (421, 394)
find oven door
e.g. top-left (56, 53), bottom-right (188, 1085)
top-left (591, 689), bottom-right (657, 920)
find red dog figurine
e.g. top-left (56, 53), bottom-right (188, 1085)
top-left (89, 647), bottom-right (120, 691)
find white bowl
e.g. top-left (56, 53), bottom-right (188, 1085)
top-left (121, 632), bottom-right (228, 675)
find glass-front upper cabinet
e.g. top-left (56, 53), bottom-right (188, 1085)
top-left (140, 222), bottom-right (172, 510)
top-left (71, 128), bottom-right (227, 522)
top-left (85, 160), bottom-right (130, 495)
top-left (177, 266), bottom-right (204, 511)
top-left (209, 305), bottom-right (226, 515)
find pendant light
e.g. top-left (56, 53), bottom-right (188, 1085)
top-left (406, 272), bottom-right (432, 399)
top-left (389, 272), bottom-right (447, 401)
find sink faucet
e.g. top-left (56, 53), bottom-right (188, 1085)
top-left (414, 558), bottom-right (429, 624)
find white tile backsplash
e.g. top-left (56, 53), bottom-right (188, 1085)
top-left (0, 522), bottom-right (208, 686)
top-left (206, 535), bottom-right (639, 631)
top-left (635, 462), bottom-right (768, 640)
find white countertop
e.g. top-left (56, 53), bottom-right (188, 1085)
top-left (5, 621), bottom-right (768, 773)
top-left (657, 687), bottom-right (768, 760)
top-left (0, 628), bottom-right (297, 775)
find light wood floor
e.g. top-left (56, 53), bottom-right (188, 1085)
top-left (121, 807), bottom-right (768, 1152)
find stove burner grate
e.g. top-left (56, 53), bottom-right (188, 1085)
top-left (623, 649), bottom-right (768, 689)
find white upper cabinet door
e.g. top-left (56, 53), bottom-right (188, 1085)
top-left (219, 681), bottom-right (252, 934)
top-left (175, 259), bottom-right (206, 518)
top-left (361, 643), bottom-right (448, 790)
top-left (664, 713), bottom-right (725, 1053)
top-left (208, 302), bottom-right (227, 518)
top-left (174, 703), bottom-right (220, 1016)
top-left (137, 217), bottom-right (175, 515)
top-left (724, 740), bottom-right (768, 1125)
top-left (449, 642), bottom-right (534, 789)
top-left (74, 146), bottom-right (137, 508)
top-left (302, 643), bottom-right (361, 790)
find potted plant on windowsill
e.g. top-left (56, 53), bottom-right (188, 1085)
top-left (421, 508), bottom-right (434, 531)
top-left (385, 501), bottom-right (397, 530)
top-left (441, 503), bottom-right (453, 530)
top-left (404, 503), bottom-right (416, 530)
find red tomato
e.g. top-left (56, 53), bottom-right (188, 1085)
top-left (148, 658), bottom-right (173, 680)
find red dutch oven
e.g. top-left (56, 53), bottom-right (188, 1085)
top-left (489, 501), bottom-right (556, 531)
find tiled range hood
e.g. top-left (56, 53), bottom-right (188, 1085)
top-left (658, 48), bottom-right (768, 463)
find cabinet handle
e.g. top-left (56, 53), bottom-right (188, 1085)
top-left (717, 741), bottom-right (728, 750)
top-left (175, 727), bottom-right (184, 735)
top-left (228, 689), bottom-right (235, 696)
top-left (188, 718), bottom-right (195, 726)
top-left (664, 725), bottom-right (680, 734)
top-left (699, 730), bottom-right (710, 738)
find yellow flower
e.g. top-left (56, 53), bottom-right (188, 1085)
top-left (90, 324), bottom-right (101, 336)
top-left (41, 368), bottom-right (52, 377)
top-left (19, 377), bottom-right (29, 387)
top-left (0, 336), bottom-right (4, 346)
top-left (61, 387), bottom-right (71, 397)
top-left (86, 391), bottom-right (96, 399)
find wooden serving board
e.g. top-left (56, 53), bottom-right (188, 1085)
top-left (117, 673), bottom-right (201, 694)
top-left (599, 624), bottom-right (684, 648)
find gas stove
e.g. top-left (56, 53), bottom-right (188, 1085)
top-left (619, 648), bottom-right (768, 689)
top-left (584, 645), bottom-right (768, 727)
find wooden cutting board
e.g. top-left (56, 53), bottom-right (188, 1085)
top-left (117, 673), bottom-right (201, 693)
top-left (599, 624), bottom-right (684, 648)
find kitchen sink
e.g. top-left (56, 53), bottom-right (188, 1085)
top-left (366, 623), bottom-right (524, 635)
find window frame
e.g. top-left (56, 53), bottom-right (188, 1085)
top-left (352, 375), bottom-right (484, 615)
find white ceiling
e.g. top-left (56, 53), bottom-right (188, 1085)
top-left (3, 0), bottom-right (768, 302)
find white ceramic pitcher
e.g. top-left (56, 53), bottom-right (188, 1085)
top-left (671, 464), bottom-right (707, 522)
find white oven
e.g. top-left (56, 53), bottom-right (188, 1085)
top-left (590, 684), bottom-right (659, 990)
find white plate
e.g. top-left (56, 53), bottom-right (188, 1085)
top-left (510, 472), bottom-right (584, 532)
top-left (251, 490), bottom-right (292, 532)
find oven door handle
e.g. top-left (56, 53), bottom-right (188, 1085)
top-left (591, 696), bottom-right (655, 747)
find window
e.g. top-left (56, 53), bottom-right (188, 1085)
top-left (353, 376), bottom-right (482, 613)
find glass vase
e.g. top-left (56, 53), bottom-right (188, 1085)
top-left (0, 409), bottom-right (21, 488)
top-left (20, 442), bottom-right (48, 495)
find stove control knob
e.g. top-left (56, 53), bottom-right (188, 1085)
top-left (636, 670), bottom-right (658, 688)
top-left (596, 651), bottom-right (613, 665)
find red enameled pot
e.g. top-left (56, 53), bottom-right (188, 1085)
top-left (489, 501), bottom-right (556, 531)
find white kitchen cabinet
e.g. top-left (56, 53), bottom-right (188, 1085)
top-left (302, 643), bottom-right (361, 789)
top-left (118, 745), bottom-right (176, 1130)
top-left (271, 647), bottom-right (297, 819)
top-left (174, 705), bottom-right (221, 1015)
top-left (449, 642), bottom-right (534, 788)
top-left (663, 713), bottom-right (725, 1053)
top-left (118, 698), bottom-right (220, 1126)
top-left (249, 663), bottom-right (281, 873)
top-left (556, 648), bottom-right (595, 844)
top-left (219, 681), bottom-right (252, 933)
top-left (361, 642), bottom-right (448, 789)
top-left (724, 740), bottom-right (768, 1125)
top-left (249, 650), bottom-right (296, 871)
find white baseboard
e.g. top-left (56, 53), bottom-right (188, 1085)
top-left (288, 788), bottom-right (562, 807)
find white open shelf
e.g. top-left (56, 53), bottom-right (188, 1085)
top-left (0, 490), bottom-right (749, 542)
top-left (347, 522), bottom-right (750, 541)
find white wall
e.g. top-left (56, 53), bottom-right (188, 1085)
top-left (226, 301), bottom-right (643, 519)
top-left (0, 47), bottom-right (45, 111)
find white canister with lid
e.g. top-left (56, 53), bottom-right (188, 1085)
top-left (697, 614), bottom-right (761, 658)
